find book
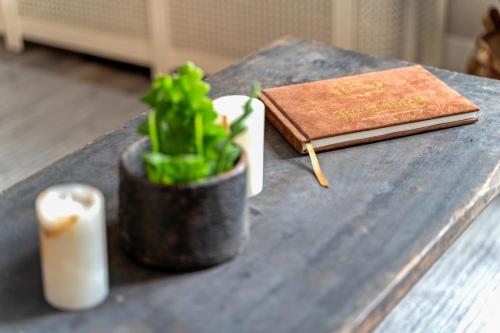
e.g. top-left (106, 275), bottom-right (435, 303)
top-left (260, 65), bottom-right (479, 155)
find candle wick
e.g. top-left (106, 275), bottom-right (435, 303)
top-left (222, 115), bottom-right (230, 133)
top-left (71, 192), bottom-right (95, 208)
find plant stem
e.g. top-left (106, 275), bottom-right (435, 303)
top-left (148, 110), bottom-right (159, 152)
top-left (194, 113), bottom-right (204, 156)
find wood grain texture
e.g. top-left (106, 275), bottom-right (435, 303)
top-left (0, 38), bottom-right (499, 333)
top-left (375, 196), bottom-right (500, 333)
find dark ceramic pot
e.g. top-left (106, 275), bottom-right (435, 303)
top-left (119, 138), bottom-right (249, 271)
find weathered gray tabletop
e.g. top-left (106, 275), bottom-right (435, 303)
top-left (1, 38), bottom-right (499, 333)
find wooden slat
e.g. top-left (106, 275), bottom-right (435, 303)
top-left (375, 197), bottom-right (500, 332)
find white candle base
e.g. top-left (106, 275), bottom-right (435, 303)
top-left (36, 184), bottom-right (109, 311)
top-left (213, 95), bottom-right (265, 197)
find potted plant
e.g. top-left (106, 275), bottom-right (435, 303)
top-left (119, 62), bottom-right (259, 270)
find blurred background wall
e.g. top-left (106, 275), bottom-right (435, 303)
top-left (444, 0), bottom-right (498, 71)
top-left (0, 0), bottom-right (498, 75)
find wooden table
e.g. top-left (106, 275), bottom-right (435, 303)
top-left (1, 38), bottom-right (499, 333)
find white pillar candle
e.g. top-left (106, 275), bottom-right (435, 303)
top-left (213, 95), bottom-right (265, 197)
top-left (35, 183), bottom-right (108, 311)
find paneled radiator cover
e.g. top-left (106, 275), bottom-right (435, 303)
top-left (0, 0), bottom-right (447, 74)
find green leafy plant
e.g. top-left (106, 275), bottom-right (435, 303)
top-left (138, 62), bottom-right (260, 185)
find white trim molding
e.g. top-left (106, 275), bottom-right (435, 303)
top-left (0, 5), bottom-right (4, 32)
top-left (21, 16), bottom-right (150, 66)
top-left (0, 0), bottom-right (453, 75)
top-left (148, 0), bottom-right (171, 75)
top-left (0, 0), bottom-right (23, 52)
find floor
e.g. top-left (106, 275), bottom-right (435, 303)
top-left (0, 42), bottom-right (150, 191)
top-left (0, 42), bottom-right (499, 333)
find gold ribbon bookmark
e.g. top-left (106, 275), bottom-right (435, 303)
top-left (305, 142), bottom-right (330, 188)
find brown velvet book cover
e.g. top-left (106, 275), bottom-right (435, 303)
top-left (260, 65), bottom-right (479, 154)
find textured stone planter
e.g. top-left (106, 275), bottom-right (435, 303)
top-left (119, 138), bottom-right (249, 270)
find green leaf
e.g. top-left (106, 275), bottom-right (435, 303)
top-left (138, 62), bottom-right (259, 185)
top-left (194, 112), bottom-right (204, 156)
top-left (137, 119), bottom-right (149, 135)
top-left (142, 152), bottom-right (209, 185)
